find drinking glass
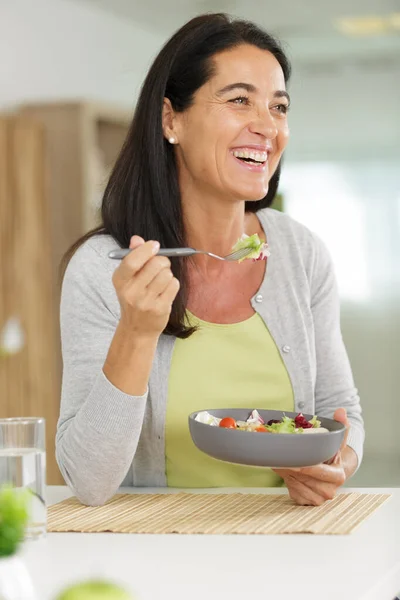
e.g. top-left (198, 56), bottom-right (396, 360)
top-left (0, 417), bottom-right (46, 539)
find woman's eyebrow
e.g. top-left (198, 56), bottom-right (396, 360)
top-left (216, 83), bottom-right (291, 104)
top-left (216, 82), bottom-right (257, 95)
top-left (274, 90), bottom-right (291, 103)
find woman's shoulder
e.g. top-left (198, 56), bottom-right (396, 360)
top-left (257, 207), bottom-right (322, 251)
top-left (61, 233), bottom-right (121, 315)
top-left (257, 207), bottom-right (333, 277)
top-left (65, 234), bottom-right (120, 276)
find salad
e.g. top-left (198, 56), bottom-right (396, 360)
top-left (195, 409), bottom-right (330, 434)
top-left (232, 233), bottom-right (270, 263)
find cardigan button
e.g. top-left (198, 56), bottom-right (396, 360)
top-left (255, 294), bottom-right (263, 303)
top-left (282, 345), bottom-right (291, 353)
top-left (298, 401), bottom-right (305, 409)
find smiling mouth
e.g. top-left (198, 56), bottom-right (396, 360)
top-left (232, 149), bottom-right (268, 165)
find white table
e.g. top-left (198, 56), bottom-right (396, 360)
top-left (21, 486), bottom-right (400, 600)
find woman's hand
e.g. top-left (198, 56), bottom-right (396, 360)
top-left (112, 235), bottom-right (180, 340)
top-left (273, 408), bottom-right (357, 506)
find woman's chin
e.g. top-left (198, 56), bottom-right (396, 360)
top-left (245, 193), bottom-right (268, 203)
top-left (230, 187), bottom-right (269, 203)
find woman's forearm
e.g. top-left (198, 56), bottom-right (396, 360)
top-left (56, 367), bottom-right (148, 506)
top-left (103, 321), bottom-right (159, 395)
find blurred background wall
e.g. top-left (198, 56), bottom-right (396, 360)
top-left (1, 0), bottom-right (399, 485)
top-left (0, 0), bottom-right (164, 110)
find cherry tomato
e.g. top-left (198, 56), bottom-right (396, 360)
top-left (219, 417), bottom-right (237, 429)
top-left (255, 426), bottom-right (267, 432)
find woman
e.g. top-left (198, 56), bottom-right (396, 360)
top-left (57, 13), bottom-right (364, 507)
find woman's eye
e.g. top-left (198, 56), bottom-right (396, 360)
top-left (274, 104), bottom-right (289, 114)
top-left (230, 96), bottom-right (250, 105)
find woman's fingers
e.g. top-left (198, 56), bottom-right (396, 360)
top-left (276, 462), bottom-right (346, 506)
top-left (285, 475), bottom-right (326, 506)
top-left (133, 255), bottom-right (172, 290)
top-left (294, 472), bottom-right (338, 501)
top-left (111, 236), bottom-right (180, 339)
top-left (146, 265), bottom-right (174, 298)
top-left (116, 240), bottom-right (160, 283)
top-left (276, 411), bottom-right (350, 507)
top-left (295, 462), bottom-right (346, 486)
top-left (157, 276), bottom-right (180, 307)
top-left (289, 489), bottom-right (321, 507)
top-left (129, 235), bottom-right (145, 249)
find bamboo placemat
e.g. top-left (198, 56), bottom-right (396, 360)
top-left (48, 492), bottom-right (390, 535)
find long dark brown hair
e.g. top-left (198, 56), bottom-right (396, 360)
top-left (63, 13), bottom-right (291, 338)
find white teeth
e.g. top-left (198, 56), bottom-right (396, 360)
top-left (233, 149), bottom-right (268, 163)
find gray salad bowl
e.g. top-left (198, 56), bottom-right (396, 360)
top-left (188, 409), bottom-right (346, 468)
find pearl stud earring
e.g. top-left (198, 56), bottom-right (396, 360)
top-left (168, 137), bottom-right (176, 144)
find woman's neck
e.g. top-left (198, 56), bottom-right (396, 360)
top-left (182, 193), bottom-right (262, 272)
top-left (184, 205), bottom-right (244, 256)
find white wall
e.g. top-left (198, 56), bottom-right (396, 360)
top-left (286, 64), bottom-right (400, 161)
top-left (0, 0), bottom-right (164, 110)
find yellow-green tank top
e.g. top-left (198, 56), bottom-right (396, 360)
top-left (165, 311), bottom-right (294, 487)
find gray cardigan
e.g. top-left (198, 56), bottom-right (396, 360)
top-left (56, 209), bottom-right (364, 505)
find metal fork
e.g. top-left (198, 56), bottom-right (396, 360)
top-left (108, 246), bottom-right (253, 262)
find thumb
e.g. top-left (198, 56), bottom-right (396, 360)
top-left (129, 235), bottom-right (145, 250)
top-left (334, 407), bottom-right (350, 452)
top-left (325, 408), bottom-right (350, 465)
top-left (334, 407), bottom-right (349, 426)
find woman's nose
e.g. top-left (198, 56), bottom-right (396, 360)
top-left (249, 108), bottom-right (278, 139)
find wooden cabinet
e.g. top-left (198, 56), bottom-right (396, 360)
top-left (20, 102), bottom-right (132, 292)
top-left (0, 116), bottom-right (60, 483)
top-left (4, 102), bottom-right (132, 483)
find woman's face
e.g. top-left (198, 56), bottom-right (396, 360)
top-left (166, 44), bottom-right (290, 203)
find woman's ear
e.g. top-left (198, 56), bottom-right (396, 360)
top-left (162, 98), bottom-right (178, 144)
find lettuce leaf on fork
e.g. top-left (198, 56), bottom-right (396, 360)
top-left (232, 233), bottom-right (270, 263)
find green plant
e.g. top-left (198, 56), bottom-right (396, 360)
top-left (0, 485), bottom-right (31, 557)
